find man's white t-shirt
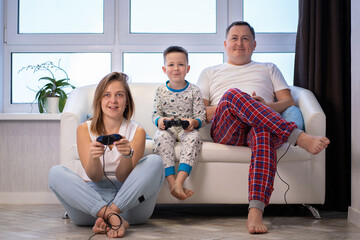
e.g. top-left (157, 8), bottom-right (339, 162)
top-left (197, 61), bottom-right (290, 105)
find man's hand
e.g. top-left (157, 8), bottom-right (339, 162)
top-left (203, 99), bottom-right (217, 123)
top-left (252, 91), bottom-right (266, 105)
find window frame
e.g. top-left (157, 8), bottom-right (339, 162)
top-left (2, 0), bottom-right (298, 113)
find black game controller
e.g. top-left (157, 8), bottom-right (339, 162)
top-left (163, 119), bottom-right (190, 130)
top-left (96, 134), bottom-right (122, 145)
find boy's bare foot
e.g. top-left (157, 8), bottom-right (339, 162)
top-left (92, 217), bottom-right (106, 234)
top-left (296, 132), bottom-right (330, 155)
top-left (247, 208), bottom-right (268, 234)
top-left (170, 183), bottom-right (194, 200)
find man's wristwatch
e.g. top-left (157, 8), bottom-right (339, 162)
top-left (123, 148), bottom-right (134, 158)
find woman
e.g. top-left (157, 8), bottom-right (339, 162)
top-left (49, 72), bottom-right (164, 238)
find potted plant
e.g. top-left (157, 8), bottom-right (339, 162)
top-left (18, 60), bottom-right (75, 113)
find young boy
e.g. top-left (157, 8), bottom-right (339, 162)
top-left (152, 46), bottom-right (206, 200)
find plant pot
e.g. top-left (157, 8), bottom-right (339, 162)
top-left (46, 97), bottom-right (60, 114)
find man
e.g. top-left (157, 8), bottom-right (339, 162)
top-left (197, 21), bottom-right (330, 234)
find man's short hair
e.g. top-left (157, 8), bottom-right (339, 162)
top-left (163, 46), bottom-right (189, 64)
top-left (226, 21), bottom-right (255, 40)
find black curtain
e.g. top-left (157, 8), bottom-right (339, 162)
top-left (294, 0), bottom-right (351, 211)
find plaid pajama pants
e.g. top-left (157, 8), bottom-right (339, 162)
top-left (210, 88), bottom-right (297, 205)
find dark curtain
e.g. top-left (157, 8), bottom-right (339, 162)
top-left (294, 0), bottom-right (351, 211)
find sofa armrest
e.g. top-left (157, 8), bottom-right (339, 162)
top-left (60, 84), bottom-right (96, 170)
top-left (62, 84), bottom-right (97, 122)
top-left (290, 86), bottom-right (326, 137)
top-left (290, 86), bottom-right (326, 203)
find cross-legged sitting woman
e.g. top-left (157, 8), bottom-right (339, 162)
top-left (49, 72), bottom-right (164, 238)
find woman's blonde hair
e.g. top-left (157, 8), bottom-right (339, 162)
top-left (90, 72), bottom-right (134, 136)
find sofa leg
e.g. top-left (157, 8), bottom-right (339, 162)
top-left (303, 204), bottom-right (321, 219)
top-left (62, 212), bottom-right (69, 219)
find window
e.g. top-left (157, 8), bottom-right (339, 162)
top-left (243, 0), bottom-right (298, 33)
top-left (19, 0), bottom-right (104, 34)
top-left (2, 0), bottom-right (298, 113)
top-left (130, 0), bottom-right (217, 34)
top-left (12, 53), bottom-right (111, 104)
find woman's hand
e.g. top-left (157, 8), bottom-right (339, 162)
top-left (89, 141), bottom-right (105, 160)
top-left (113, 136), bottom-right (132, 157)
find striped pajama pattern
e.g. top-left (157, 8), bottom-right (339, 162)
top-left (210, 88), bottom-right (297, 205)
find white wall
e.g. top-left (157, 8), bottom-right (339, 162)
top-left (0, 119), bottom-right (60, 204)
top-left (348, 0), bottom-right (360, 228)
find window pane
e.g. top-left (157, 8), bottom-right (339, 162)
top-left (18, 0), bottom-right (104, 34)
top-left (12, 53), bottom-right (111, 104)
top-left (130, 0), bottom-right (216, 33)
top-left (252, 53), bottom-right (295, 85)
top-left (244, 0), bottom-right (298, 33)
top-left (123, 52), bottom-right (223, 83)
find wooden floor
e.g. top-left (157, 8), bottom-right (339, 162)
top-left (0, 204), bottom-right (359, 239)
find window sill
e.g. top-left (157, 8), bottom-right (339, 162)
top-left (0, 113), bottom-right (61, 121)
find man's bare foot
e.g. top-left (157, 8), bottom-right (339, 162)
top-left (105, 214), bottom-right (129, 238)
top-left (170, 183), bottom-right (194, 200)
top-left (92, 217), bottom-right (106, 234)
top-left (296, 132), bottom-right (330, 155)
top-left (247, 208), bottom-right (268, 234)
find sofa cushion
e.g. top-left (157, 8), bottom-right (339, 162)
top-left (281, 106), bottom-right (305, 131)
top-left (144, 140), bottom-right (310, 164)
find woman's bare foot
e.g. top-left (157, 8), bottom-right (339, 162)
top-left (296, 132), bottom-right (330, 155)
top-left (92, 217), bottom-right (106, 234)
top-left (247, 208), bottom-right (268, 234)
top-left (106, 214), bottom-right (129, 238)
top-left (93, 213), bottom-right (129, 238)
top-left (170, 183), bottom-right (194, 200)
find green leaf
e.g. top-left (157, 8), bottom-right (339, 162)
top-left (38, 94), bottom-right (47, 113)
top-left (38, 76), bottom-right (57, 84)
top-left (58, 91), bottom-right (68, 112)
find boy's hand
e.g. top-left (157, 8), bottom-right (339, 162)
top-left (158, 117), bottom-right (173, 130)
top-left (182, 118), bottom-right (198, 132)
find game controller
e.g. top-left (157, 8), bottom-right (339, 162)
top-left (163, 119), bottom-right (190, 130)
top-left (96, 134), bottom-right (122, 145)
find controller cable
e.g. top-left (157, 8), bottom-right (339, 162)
top-left (276, 142), bottom-right (291, 205)
top-left (85, 138), bottom-right (291, 240)
top-left (88, 140), bottom-right (122, 240)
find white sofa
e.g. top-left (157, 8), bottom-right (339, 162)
top-left (60, 83), bottom-right (326, 211)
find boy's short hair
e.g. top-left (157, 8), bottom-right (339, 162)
top-left (163, 46), bottom-right (189, 64)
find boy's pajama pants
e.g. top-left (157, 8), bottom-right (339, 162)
top-left (153, 127), bottom-right (202, 177)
